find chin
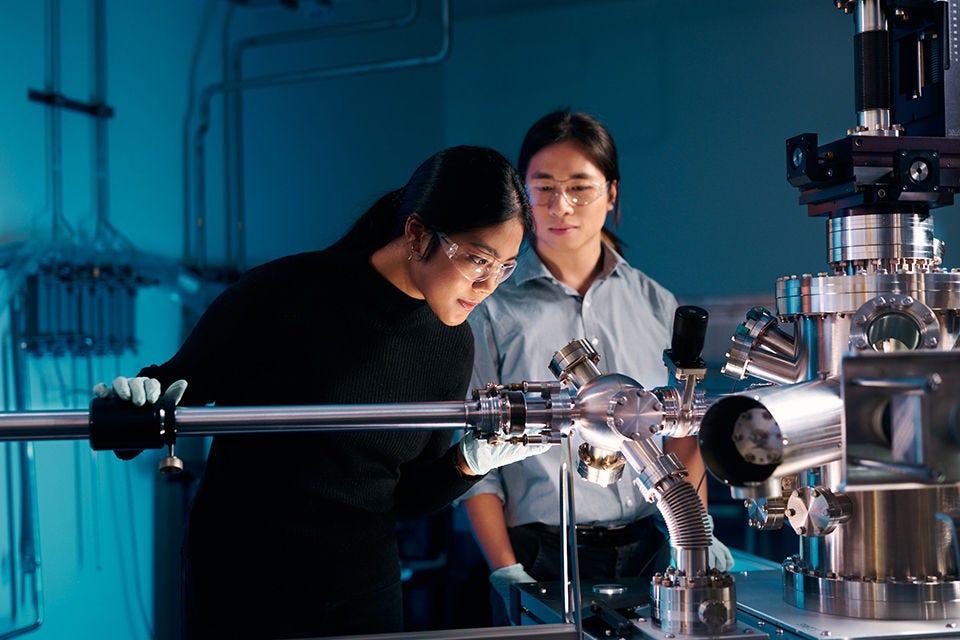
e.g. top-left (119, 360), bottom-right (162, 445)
top-left (438, 310), bottom-right (469, 327)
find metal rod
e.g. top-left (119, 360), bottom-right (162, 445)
top-left (0, 401), bottom-right (472, 443)
top-left (558, 438), bottom-right (584, 638)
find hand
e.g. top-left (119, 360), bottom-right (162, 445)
top-left (705, 513), bottom-right (734, 572)
top-left (93, 376), bottom-right (188, 407)
top-left (459, 434), bottom-right (551, 476)
top-left (669, 513), bottom-right (735, 572)
top-left (489, 563), bottom-right (536, 619)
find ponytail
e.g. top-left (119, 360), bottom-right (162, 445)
top-left (333, 188), bottom-right (405, 252)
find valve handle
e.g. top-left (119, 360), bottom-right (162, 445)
top-left (667, 305), bottom-right (709, 369)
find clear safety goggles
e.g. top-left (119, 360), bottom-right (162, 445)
top-left (436, 232), bottom-right (517, 284)
top-left (525, 178), bottom-right (608, 207)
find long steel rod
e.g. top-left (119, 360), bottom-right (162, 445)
top-left (0, 401), bottom-right (472, 443)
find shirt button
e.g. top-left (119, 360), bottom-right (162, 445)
top-left (584, 300), bottom-right (591, 308)
top-left (591, 337), bottom-right (599, 345)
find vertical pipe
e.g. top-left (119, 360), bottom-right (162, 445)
top-left (191, 0), bottom-right (450, 272)
top-left (853, 0), bottom-right (893, 133)
top-left (225, 0), bottom-right (421, 272)
top-left (2, 334), bottom-right (19, 620)
top-left (8, 302), bottom-right (43, 635)
top-left (92, 0), bottom-right (108, 239)
top-left (45, 0), bottom-right (64, 243)
top-left (221, 6), bottom-right (235, 268)
top-left (559, 439), bottom-right (584, 638)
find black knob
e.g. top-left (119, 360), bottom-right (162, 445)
top-left (670, 305), bottom-right (708, 368)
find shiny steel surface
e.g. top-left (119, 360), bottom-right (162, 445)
top-left (651, 570), bottom-right (737, 635)
top-left (784, 562), bottom-right (960, 620)
top-left (549, 339), bottom-right (602, 390)
top-left (827, 214), bottom-right (934, 263)
top-left (699, 379), bottom-right (843, 486)
top-left (843, 352), bottom-right (960, 485)
top-left (776, 270), bottom-right (960, 316)
top-left (575, 444), bottom-right (623, 486)
top-left (574, 373), bottom-right (652, 452)
top-left (801, 485), bottom-right (960, 581)
top-left (655, 385), bottom-right (706, 439)
top-left (737, 569), bottom-right (960, 638)
top-left (723, 308), bottom-right (808, 384)
top-left (0, 409), bottom-right (91, 441)
top-left (847, 294), bottom-right (940, 352)
top-left (784, 487), bottom-right (852, 537)
top-left (0, 402), bottom-right (472, 442)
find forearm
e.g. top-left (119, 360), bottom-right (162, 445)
top-left (464, 493), bottom-right (517, 570)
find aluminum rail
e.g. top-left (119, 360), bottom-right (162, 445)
top-left (0, 401), bottom-right (473, 444)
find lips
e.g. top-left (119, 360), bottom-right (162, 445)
top-left (459, 299), bottom-right (479, 311)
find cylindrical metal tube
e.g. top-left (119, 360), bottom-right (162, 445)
top-left (828, 214), bottom-right (935, 265)
top-left (853, 0), bottom-right (892, 130)
top-left (699, 379), bottom-right (843, 488)
top-left (0, 401), bottom-right (473, 445)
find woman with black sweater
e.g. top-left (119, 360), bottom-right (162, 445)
top-left (94, 145), bottom-right (549, 638)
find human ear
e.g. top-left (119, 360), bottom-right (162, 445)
top-left (606, 180), bottom-right (619, 212)
top-left (404, 214), bottom-right (428, 258)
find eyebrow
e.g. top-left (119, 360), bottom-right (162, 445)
top-left (467, 241), bottom-right (518, 261)
top-left (527, 171), bottom-right (596, 180)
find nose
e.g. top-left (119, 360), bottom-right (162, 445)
top-left (547, 189), bottom-right (574, 217)
top-left (472, 276), bottom-right (496, 295)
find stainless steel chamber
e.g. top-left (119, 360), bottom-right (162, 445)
top-left (700, 0), bottom-right (960, 626)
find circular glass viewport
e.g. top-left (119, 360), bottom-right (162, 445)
top-left (867, 311), bottom-right (922, 352)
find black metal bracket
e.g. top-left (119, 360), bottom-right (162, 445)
top-left (27, 88), bottom-right (114, 119)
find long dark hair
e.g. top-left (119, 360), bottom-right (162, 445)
top-left (337, 146), bottom-right (533, 255)
top-left (517, 110), bottom-right (624, 252)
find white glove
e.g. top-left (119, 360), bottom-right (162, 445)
top-left (459, 434), bottom-right (551, 475)
top-left (94, 376), bottom-right (188, 407)
top-left (706, 513), bottom-right (735, 572)
top-left (490, 563), bottom-right (536, 618)
top-left (669, 513), bottom-right (735, 572)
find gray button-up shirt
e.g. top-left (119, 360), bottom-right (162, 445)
top-left (464, 244), bottom-right (678, 527)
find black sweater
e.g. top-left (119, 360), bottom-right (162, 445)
top-left (140, 246), bottom-right (480, 632)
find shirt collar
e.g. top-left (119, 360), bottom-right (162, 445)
top-left (513, 242), bottom-right (626, 287)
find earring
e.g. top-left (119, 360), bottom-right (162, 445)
top-left (407, 252), bottom-right (413, 262)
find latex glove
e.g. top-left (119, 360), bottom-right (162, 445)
top-left (94, 376), bottom-right (188, 407)
top-left (706, 513), bottom-right (735, 572)
top-left (490, 563), bottom-right (536, 619)
top-left (669, 513), bottom-right (735, 572)
top-left (459, 433), bottom-right (551, 475)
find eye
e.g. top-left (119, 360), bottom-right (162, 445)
top-left (467, 254), bottom-right (490, 267)
top-left (529, 184), bottom-right (555, 193)
top-left (570, 183), bottom-right (596, 192)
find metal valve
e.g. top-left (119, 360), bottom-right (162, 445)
top-left (159, 443), bottom-right (184, 475)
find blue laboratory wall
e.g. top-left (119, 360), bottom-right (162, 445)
top-left (0, 1), bottom-right (956, 639)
